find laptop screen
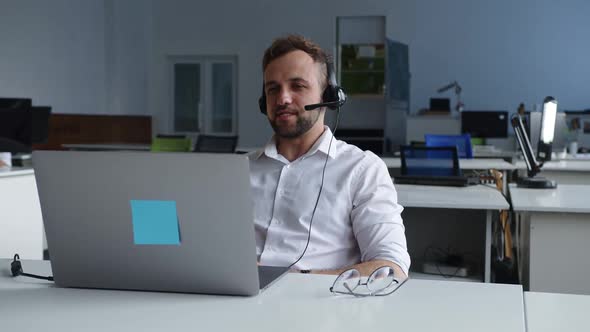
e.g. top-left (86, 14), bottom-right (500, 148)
top-left (400, 146), bottom-right (461, 177)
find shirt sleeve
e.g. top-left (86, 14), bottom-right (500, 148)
top-left (350, 153), bottom-right (411, 275)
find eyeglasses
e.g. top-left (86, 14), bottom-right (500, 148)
top-left (329, 266), bottom-right (407, 297)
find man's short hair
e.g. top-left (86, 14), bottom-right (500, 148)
top-left (262, 34), bottom-right (331, 89)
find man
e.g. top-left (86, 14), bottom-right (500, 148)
top-left (250, 35), bottom-right (410, 277)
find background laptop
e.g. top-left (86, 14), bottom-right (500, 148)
top-left (394, 145), bottom-right (480, 187)
top-left (33, 151), bottom-right (287, 296)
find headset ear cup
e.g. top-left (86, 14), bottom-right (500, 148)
top-left (320, 62), bottom-right (346, 110)
top-left (258, 95), bottom-right (266, 114)
top-left (322, 86), bottom-right (340, 110)
top-left (259, 82), bottom-right (267, 114)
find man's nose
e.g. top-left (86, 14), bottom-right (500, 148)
top-left (277, 88), bottom-right (293, 105)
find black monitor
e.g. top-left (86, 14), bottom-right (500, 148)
top-left (511, 112), bottom-right (556, 189)
top-left (0, 108), bottom-right (32, 153)
top-left (31, 106), bottom-right (52, 144)
top-left (0, 106), bottom-right (51, 153)
top-left (429, 98), bottom-right (450, 112)
top-left (194, 134), bottom-right (238, 153)
top-left (536, 96), bottom-right (558, 162)
top-left (461, 111), bottom-right (508, 138)
top-left (0, 98), bottom-right (32, 109)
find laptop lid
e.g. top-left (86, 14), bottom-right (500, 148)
top-left (33, 151), bottom-right (261, 296)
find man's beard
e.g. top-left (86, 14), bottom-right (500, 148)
top-left (269, 109), bottom-right (320, 138)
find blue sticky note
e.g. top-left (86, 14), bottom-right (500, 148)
top-left (130, 200), bottom-right (181, 245)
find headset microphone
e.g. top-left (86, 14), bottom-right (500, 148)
top-left (304, 101), bottom-right (341, 111)
top-left (304, 89), bottom-right (347, 111)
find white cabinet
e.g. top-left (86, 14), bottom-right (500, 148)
top-left (0, 169), bottom-right (44, 259)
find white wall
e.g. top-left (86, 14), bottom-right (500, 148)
top-left (0, 0), bottom-right (107, 114)
top-left (149, 0), bottom-right (590, 147)
top-left (105, 0), bottom-right (152, 116)
top-left (410, 0), bottom-right (590, 115)
top-left (149, 0), bottom-right (415, 147)
top-left (2, 1), bottom-right (589, 148)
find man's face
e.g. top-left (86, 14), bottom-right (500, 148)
top-left (263, 50), bottom-right (324, 138)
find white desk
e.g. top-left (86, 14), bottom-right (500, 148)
top-left (514, 159), bottom-right (590, 185)
top-left (396, 183), bottom-right (508, 210)
top-left (383, 157), bottom-right (516, 171)
top-left (385, 157), bottom-right (516, 192)
top-left (395, 184), bottom-right (509, 282)
top-left (473, 149), bottom-right (518, 161)
top-left (510, 184), bottom-right (590, 294)
top-left (62, 143), bottom-right (151, 151)
top-left (0, 168), bottom-right (43, 260)
top-left (524, 291), bottom-right (590, 332)
top-left (0, 259), bottom-right (526, 332)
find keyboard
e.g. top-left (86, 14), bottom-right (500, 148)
top-left (394, 175), bottom-right (480, 187)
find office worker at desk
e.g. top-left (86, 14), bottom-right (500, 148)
top-left (249, 35), bottom-right (410, 277)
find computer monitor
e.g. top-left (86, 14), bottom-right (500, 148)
top-left (31, 106), bottom-right (52, 144)
top-left (511, 113), bottom-right (556, 189)
top-left (537, 97), bottom-right (558, 162)
top-left (0, 108), bottom-right (32, 153)
top-left (461, 111), bottom-right (508, 138)
top-left (194, 134), bottom-right (238, 153)
top-left (0, 98), bottom-right (32, 109)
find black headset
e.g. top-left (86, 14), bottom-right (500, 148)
top-left (258, 61), bottom-right (346, 114)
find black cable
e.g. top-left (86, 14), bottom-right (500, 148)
top-left (423, 246), bottom-right (474, 279)
top-left (287, 107), bottom-right (341, 270)
top-left (10, 254), bottom-right (54, 281)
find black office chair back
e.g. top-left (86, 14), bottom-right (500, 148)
top-left (194, 135), bottom-right (238, 153)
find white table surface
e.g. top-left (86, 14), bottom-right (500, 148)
top-left (0, 260), bottom-right (526, 332)
top-left (383, 157), bottom-right (517, 170)
top-left (473, 150), bottom-right (518, 159)
top-left (514, 159), bottom-right (590, 172)
top-left (0, 167), bottom-right (34, 178)
top-left (525, 291), bottom-right (590, 332)
top-left (395, 184), bottom-right (509, 210)
top-left (509, 184), bottom-right (590, 213)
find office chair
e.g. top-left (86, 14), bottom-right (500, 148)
top-left (400, 145), bottom-right (461, 177)
top-left (424, 134), bottom-right (473, 158)
top-left (194, 134), bottom-right (238, 153)
top-left (150, 135), bottom-right (191, 152)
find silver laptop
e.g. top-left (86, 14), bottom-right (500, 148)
top-left (33, 151), bottom-right (288, 296)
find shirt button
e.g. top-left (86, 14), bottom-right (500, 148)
top-left (286, 164), bottom-right (290, 169)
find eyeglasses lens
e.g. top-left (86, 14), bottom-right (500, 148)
top-left (332, 269), bottom-right (361, 293)
top-left (366, 266), bottom-right (395, 293)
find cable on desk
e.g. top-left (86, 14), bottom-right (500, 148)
top-left (10, 254), bottom-right (54, 281)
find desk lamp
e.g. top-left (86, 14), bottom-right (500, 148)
top-left (437, 81), bottom-right (464, 112)
top-left (511, 98), bottom-right (557, 189)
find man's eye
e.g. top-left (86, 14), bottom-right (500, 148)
top-left (267, 87), bottom-right (278, 94)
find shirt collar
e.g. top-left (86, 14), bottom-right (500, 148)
top-left (253, 126), bottom-right (338, 161)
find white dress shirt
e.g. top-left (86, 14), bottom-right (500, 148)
top-left (249, 126), bottom-right (410, 274)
